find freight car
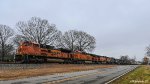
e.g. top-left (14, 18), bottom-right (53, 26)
top-left (15, 41), bottom-right (118, 64)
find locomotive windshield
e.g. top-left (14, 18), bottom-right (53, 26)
top-left (33, 44), bottom-right (39, 47)
top-left (23, 41), bottom-right (32, 46)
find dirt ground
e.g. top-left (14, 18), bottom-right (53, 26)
top-left (0, 64), bottom-right (116, 80)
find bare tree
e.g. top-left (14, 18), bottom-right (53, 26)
top-left (0, 24), bottom-right (14, 61)
top-left (142, 56), bottom-right (149, 65)
top-left (120, 55), bottom-right (129, 60)
top-left (146, 45), bottom-right (150, 57)
top-left (76, 31), bottom-right (96, 52)
top-left (15, 17), bottom-right (61, 46)
top-left (59, 30), bottom-right (96, 52)
top-left (4, 44), bottom-right (14, 56)
top-left (58, 30), bottom-right (78, 51)
top-left (145, 45), bottom-right (150, 64)
top-left (120, 55), bottom-right (131, 64)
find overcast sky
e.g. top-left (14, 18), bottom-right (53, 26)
top-left (1, 0), bottom-right (150, 61)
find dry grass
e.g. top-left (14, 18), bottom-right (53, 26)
top-left (0, 64), bottom-right (115, 80)
top-left (111, 65), bottom-right (150, 84)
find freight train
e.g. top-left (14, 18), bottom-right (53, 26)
top-left (15, 41), bottom-right (123, 64)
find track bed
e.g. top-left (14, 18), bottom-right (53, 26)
top-left (0, 64), bottom-right (116, 80)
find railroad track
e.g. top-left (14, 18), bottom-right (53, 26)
top-left (0, 63), bottom-right (101, 70)
top-left (0, 64), bottom-right (54, 70)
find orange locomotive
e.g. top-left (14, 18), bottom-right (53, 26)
top-left (15, 41), bottom-right (112, 64)
top-left (16, 41), bottom-right (71, 63)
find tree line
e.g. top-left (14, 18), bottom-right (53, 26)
top-left (0, 17), bottom-right (96, 62)
top-left (119, 55), bottom-right (136, 65)
top-left (144, 45), bottom-right (150, 65)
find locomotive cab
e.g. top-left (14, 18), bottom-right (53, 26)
top-left (15, 41), bottom-right (42, 63)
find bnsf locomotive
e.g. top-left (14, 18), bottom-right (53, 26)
top-left (15, 41), bottom-right (119, 64)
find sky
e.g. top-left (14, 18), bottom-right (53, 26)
top-left (0, 0), bottom-right (150, 61)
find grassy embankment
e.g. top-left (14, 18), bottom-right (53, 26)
top-left (112, 65), bottom-right (150, 84)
